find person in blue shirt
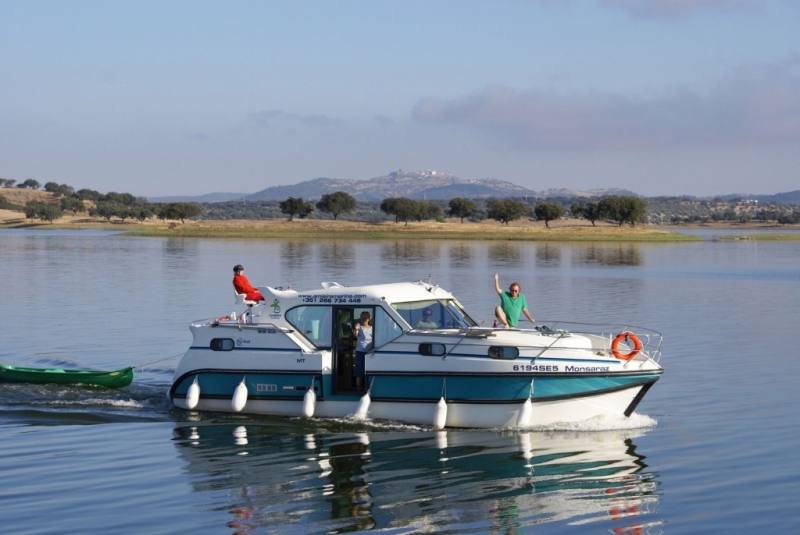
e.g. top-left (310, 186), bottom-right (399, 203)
top-left (494, 273), bottom-right (535, 329)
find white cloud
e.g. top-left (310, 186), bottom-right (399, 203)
top-left (412, 58), bottom-right (800, 151)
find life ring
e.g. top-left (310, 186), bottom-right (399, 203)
top-left (611, 332), bottom-right (642, 361)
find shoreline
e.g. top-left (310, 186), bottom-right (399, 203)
top-left (3, 215), bottom-right (799, 241)
top-left (0, 216), bottom-right (703, 241)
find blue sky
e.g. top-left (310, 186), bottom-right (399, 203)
top-left (2, 0), bottom-right (799, 197)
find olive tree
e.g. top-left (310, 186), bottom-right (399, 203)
top-left (487, 198), bottom-right (527, 225)
top-left (448, 198), bottom-right (476, 223)
top-left (534, 202), bottom-right (564, 227)
top-left (598, 196), bottom-right (647, 227)
top-left (60, 197), bottom-right (86, 215)
top-left (316, 191), bottom-right (357, 220)
top-left (279, 197), bottom-right (314, 221)
top-left (570, 201), bottom-right (603, 226)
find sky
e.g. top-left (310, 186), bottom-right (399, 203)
top-left (2, 0), bottom-right (799, 197)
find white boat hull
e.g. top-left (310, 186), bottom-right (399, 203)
top-left (172, 382), bottom-right (650, 428)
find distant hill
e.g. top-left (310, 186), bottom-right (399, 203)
top-left (148, 192), bottom-right (247, 203)
top-left (247, 170), bottom-right (539, 201)
top-left (755, 190), bottom-right (800, 205)
top-left (536, 187), bottom-right (640, 199)
top-left (141, 170), bottom-right (647, 203)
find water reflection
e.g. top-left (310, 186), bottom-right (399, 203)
top-left (281, 241), bottom-right (313, 271)
top-left (380, 241), bottom-right (441, 265)
top-left (572, 245), bottom-right (643, 267)
top-left (316, 241), bottom-right (356, 272)
top-left (488, 242), bottom-right (522, 268)
top-left (162, 237), bottom-right (200, 260)
top-left (172, 423), bottom-right (661, 534)
top-left (448, 243), bottom-right (472, 268)
top-left (535, 244), bottom-right (562, 267)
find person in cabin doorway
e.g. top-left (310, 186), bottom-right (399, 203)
top-left (494, 273), bottom-right (534, 329)
top-left (353, 311), bottom-right (373, 390)
top-left (232, 265), bottom-right (265, 302)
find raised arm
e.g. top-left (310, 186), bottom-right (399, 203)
top-left (494, 273), bottom-right (502, 295)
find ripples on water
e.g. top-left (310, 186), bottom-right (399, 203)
top-left (1, 230), bottom-right (799, 533)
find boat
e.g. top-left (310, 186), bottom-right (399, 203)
top-left (0, 362), bottom-right (134, 388)
top-left (169, 281), bottom-right (663, 428)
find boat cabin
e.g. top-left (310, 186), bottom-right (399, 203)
top-left (255, 281), bottom-right (477, 393)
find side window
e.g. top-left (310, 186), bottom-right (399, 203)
top-left (285, 306), bottom-right (332, 347)
top-left (211, 338), bottom-right (235, 351)
top-left (419, 343), bottom-right (446, 356)
top-left (488, 346), bottom-right (519, 360)
top-left (374, 307), bottom-right (403, 347)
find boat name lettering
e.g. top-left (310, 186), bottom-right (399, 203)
top-left (299, 294), bottom-right (367, 304)
top-left (513, 365), bottom-right (559, 372)
top-left (236, 338), bottom-right (251, 346)
top-left (565, 366), bottom-right (610, 372)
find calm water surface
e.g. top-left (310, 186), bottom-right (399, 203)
top-left (1, 230), bottom-right (799, 534)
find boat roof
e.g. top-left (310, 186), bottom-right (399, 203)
top-left (260, 281), bottom-right (456, 305)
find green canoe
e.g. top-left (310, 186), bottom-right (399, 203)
top-left (0, 363), bottom-right (134, 388)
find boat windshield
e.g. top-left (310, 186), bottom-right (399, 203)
top-left (392, 299), bottom-right (476, 329)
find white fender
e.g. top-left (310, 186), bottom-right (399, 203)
top-left (231, 379), bottom-right (248, 412)
top-left (302, 387), bottom-right (317, 418)
top-left (517, 397), bottom-right (533, 427)
top-left (185, 376), bottom-right (200, 409)
top-left (433, 397), bottom-right (448, 430)
top-left (353, 392), bottom-right (371, 421)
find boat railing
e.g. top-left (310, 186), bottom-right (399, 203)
top-left (530, 320), bottom-right (662, 367)
top-left (438, 321), bottom-right (663, 367)
top-left (193, 318), bottom-right (294, 334)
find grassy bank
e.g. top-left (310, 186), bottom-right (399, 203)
top-left (1, 214), bottom-right (703, 241)
top-left (718, 233), bottom-right (800, 241)
top-left (122, 219), bottom-right (701, 242)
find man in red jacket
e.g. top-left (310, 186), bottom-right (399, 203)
top-left (233, 264), bottom-right (265, 302)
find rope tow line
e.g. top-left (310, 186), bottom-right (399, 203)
top-left (133, 352), bottom-right (183, 372)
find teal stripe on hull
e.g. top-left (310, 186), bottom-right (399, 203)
top-left (369, 373), bottom-right (660, 402)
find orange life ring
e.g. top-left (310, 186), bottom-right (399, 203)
top-left (611, 331), bottom-right (642, 361)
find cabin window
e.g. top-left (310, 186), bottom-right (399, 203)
top-left (392, 299), bottom-right (476, 330)
top-left (488, 346), bottom-right (519, 360)
top-left (285, 306), bottom-right (332, 348)
top-left (374, 307), bottom-right (403, 347)
top-left (419, 343), bottom-right (446, 356)
top-left (210, 338), bottom-right (235, 351)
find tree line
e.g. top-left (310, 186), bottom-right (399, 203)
top-left (274, 191), bottom-right (648, 227)
top-left (2, 179), bottom-right (202, 224)
top-left (7, 175), bottom-right (799, 227)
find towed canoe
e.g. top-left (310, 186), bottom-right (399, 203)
top-left (0, 363), bottom-right (134, 388)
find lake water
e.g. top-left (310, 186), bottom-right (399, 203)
top-left (1, 230), bottom-right (799, 534)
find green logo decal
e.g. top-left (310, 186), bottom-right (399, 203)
top-left (270, 299), bottom-right (281, 313)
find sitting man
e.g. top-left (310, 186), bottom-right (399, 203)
top-left (494, 273), bottom-right (534, 329)
top-left (414, 308), bottom-right (439, 329)
top-left (233, 264), bottom-right (265, 302)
